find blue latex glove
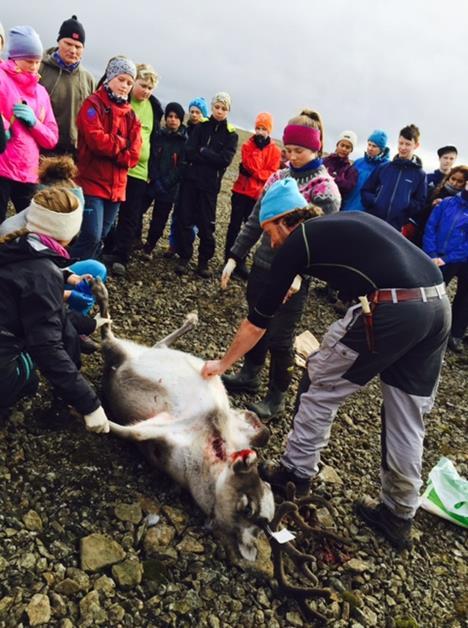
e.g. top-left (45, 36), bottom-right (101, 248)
top-left (75, 279), bottom-right (93, 296)
top-left (13, 103), bottom-right (36, 127)
top-left (68, 290), bottom-right (94, 312)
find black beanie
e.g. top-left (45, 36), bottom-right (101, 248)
top-left (165, 102), bottom-right (185, 123)
top-left (58, 15), bottom-right (85, 45)
top-left (437, 145), bottom-right (457, 158)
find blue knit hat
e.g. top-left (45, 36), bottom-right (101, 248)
top-left (367, 129), bottom-right (388, 151)
top-left (8, 25), bottom-right (43, 59)
top-left (259, 178), bottom-right (308, 226)
top-left (188, 97), bottom-right (209, 119)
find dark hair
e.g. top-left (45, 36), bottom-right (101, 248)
top-left (281, 205), bottom-right (324, 227)
top-left (437, 145), bottom-right (457, 158)
top-left (400, 124), bottom-right (420, 143)
top-left (38, 155), bottom-right (78, 185)
top-left (432, 165), bottom-right (468, 200)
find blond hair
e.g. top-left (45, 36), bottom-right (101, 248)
top-left (288, 109), bottom-right (325, 157)
top-left (136, 63), bottom-right (159, 88)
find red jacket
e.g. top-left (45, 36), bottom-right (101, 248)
top-left (76, 87), bottom-right (142, 202)
top-left (232, 136), bottom-right (281, 200)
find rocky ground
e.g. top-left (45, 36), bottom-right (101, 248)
top-left (0, 130), bottom-right (467, 627)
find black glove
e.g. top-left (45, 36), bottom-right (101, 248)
top-left (239, 163), bottom-right (251, 177)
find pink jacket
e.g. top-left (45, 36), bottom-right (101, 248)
top-left (0, 60), bottom-right (58, 183)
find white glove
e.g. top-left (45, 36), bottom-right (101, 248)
top-left (94, 313), bottom-right (112, 329)
top-left (84, 406), bottom-right (110, 433)
top-left (221, 258), bottom-right (237, 289)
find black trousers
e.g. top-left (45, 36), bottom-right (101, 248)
top-left (113, 176), bottom-right (149, 263)
top-left (146, 195), bottom-right (175, 250)
top-left (442, 262), bottom-right (468, 338)
top-left (224, 192), bottom-right (256, 260)
top-left (174, 179), bottom-right (218, 263)
top-left (0, 177), bottom-right (36, 223)
top-left (0, 353), bottom-right (39, 410)
top-left (245, 265), bottom-right (309, 365)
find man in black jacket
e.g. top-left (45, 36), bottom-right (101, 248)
top-left (174, 92), bottom-right (238, 278)
top-left (202, 178), bottom-right (450, 551)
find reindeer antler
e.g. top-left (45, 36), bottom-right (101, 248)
top-left (264, 483), bottom-right (352, 625)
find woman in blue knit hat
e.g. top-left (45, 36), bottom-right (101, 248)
top-left (341, 129), bottom-right (390, 212)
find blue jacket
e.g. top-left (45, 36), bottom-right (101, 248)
top-left (423, 193), bottom-right (468, 264)
top-left (361, 156), bottom-right (427, 229)
top-left (341, 149), bottom-right (390, 212)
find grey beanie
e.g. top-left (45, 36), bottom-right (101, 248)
top-left (105, 57), bottom-right (137, 82)
top-left (8, 25), bottom-right (43, 59)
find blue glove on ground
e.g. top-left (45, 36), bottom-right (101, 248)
top-left (68, 290), bottom-right (94, 312)
top-left (13, 103), bottom-right (36, 127)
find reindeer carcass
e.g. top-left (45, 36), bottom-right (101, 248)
top-left (93, 280), bottom-right (274, 560)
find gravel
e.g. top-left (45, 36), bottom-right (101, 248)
top-left (0, 130), bottom-right (466, 627)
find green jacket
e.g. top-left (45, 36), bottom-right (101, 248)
top-left (40, 48), bottom-right (95, 152)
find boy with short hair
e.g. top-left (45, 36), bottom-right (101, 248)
top-left (323, 130), bottom-right (358, 202)
top-left (142, 102), bottom-right (187, 257)
top-left (361, 124), bottom-right (427, 231)
top-left (427, 145), bottom-right (458, 191)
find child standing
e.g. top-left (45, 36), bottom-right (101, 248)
top-left (361, 124), bottom-right (427, 231)
top-left (423, 178), bottom-right (468, 352)
top-left (174, 92), bottom-right (238, 278)
top-left (0, 26), bottom-right (58, 222)
top-left (224, 112), bottom-right (281, 278)
top-left (164, 96), bottom-right (208, 258)
top-left (323, 130), bottom-right (358, 203)
top-left (142, 102), bottom-right (187, 257)
top-left (341, 130), bottom-right (390, 211)
top-left (105, 64), bottom-right (163, 275)
top-left (71, 57), bottom-right (142, 259)
top-left (427, 145), bottom-right (458, 191)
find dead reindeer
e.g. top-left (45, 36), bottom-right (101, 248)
top-left (91, 278), bottom-right (274, 560)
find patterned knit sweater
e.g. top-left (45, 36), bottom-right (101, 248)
top-left (230, 163), bottom-right (341, 270)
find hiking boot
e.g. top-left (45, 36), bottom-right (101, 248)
top-left (222, 361), bottom-right (262, 394)
top-left (197, 262), bottom-right (212, 279)
top-left (246, 387), bottom-right (285, 421)
top-left (354, 499), bottom-right (413, 551)
top-left (259, 462), bottom-right (311, 497)
top-left (112, 262), bottom-right (127, 277)
top-left (79, 335), bottom-right (99, 355)
top-left (175, 259), bottom-right (190, 275)
top-left (448, 335), bottom-right (463, 353)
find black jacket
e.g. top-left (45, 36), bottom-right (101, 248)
top-left (183, 116), bottom-right (238, 192)
top-left (0, 235), bottom-right (100, 415)
top-left (147, 94), bottom-right (164, 177)
top-left (149, 125), bottom-right (188, 202)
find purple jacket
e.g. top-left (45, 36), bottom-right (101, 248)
top-left (323, 153), bottom-right (358, 200)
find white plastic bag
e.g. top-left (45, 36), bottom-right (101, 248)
top-left (420, 457), bottom-right (468, 528)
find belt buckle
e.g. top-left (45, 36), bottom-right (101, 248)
top-left (391, 288), bottom-right (397, 304)
top-left (420, 287), bottom-right (427, 303)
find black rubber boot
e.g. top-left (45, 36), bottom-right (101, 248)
top-left (222, 360), bottom-right (262, 394)
top-left (259, 462), bottom-right (311, 497)
top-left (354, 500), bottom-right (413, 551)
top-left (246, 351), bottom-right (293, 420)
top-left (246, 387), bottom-right (285, 420)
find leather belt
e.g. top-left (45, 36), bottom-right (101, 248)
top-left (368, 283), bottom-right (446, 304)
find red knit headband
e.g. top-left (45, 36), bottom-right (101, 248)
top-left (283, 125), bottom-right (321, 151)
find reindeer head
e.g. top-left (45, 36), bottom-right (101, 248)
top-left (214, 449), bottom-right (274, 560)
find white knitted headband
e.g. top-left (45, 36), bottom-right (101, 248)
top-left (26, 199), bottom-right (83, 242)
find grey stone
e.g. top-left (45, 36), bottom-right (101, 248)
top-left (143, 524), bottom-right (176, 555)
top-left (80, 533), bottom-right (125, 572)
top-left (55, 578), bottom-right (81, 596)
top-left (345, 558), bottom-right (371, 573)
top-left (79, 590), bottom-right (107, 624)
top-left (94, 575), bottom-right (116, 598)
top-left (26, 594), bottom-right (51, 626)
top-left (319, 464), bottom-right (343, 484)
top-left (23, 510), bottom-right (43, 531)
top-left (111, 557), bottom-right (143, 589)
top-left (176, 535), bottom-right (205, 554)
top-left (109, 603), bottom-right (126, 622)
top-left (114, 502), bottom-right (143, 525)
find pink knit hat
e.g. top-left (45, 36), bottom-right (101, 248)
top-left (283, 125), bottom-right (321, 151)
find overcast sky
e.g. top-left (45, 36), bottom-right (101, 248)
top-left (2, 0), bottom-right (467, 169)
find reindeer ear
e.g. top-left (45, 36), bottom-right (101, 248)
top-left (231, 449), bottom-right (257, 474)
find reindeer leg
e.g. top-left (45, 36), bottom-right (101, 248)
top-left (108, 413), bottom-right (174, 441)
top-left (152, 311), bottom-right (198, 348)
top-left (90, 277), bottom-right (112, 340)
